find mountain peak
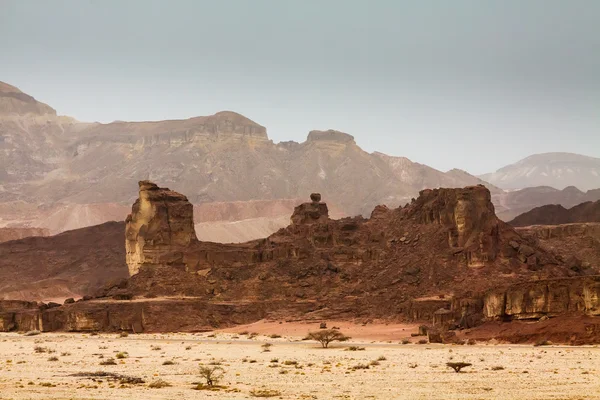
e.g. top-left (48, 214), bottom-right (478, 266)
top-left (0, 80), bottom-right (57, 117)
top-left (306, 129), bottom-right (355, 144)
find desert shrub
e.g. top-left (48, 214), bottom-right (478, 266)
top-left (369, 360), bottom-right (380, 366)
top-left (198, 366), bottom-right (224, 387)
top-left (534, 339), bottom-right (552, 347)
top-left (270, 358), bottom-right (279, 363)
top-left (250, 388), bottom-right (282, 397)
top-left (100, 358), bottom-right (117, 365)
top-left (305, 329), bottom-right (350, 348)
top-left (47, 356), bottom-right (59, 362)
top-left (269, 334), bottom-right (281, 339)
top-left (283, 360), bottom-right (297, 365)
top-left (417, 339), bottom-right (428, 344)
top-left (408, 363), bottom-right (418, 369)
top-left (491, 366), bottom-right (505, 371)
top-left (60, 352), bottom-right (71, 356)
top-left (345, 346), bottom-right (365, 351)
top-left (401, 339), bottom-right (411, 344)
top-left (467, 339), bottom-right (476, 345)
top-left (377, 356), bottom-right (387, 361)
top-left (119, 332), bottom-right (129, 338)
top-left (151, 345), bottom-right (162, 351)
top-left (34, 346), bottom-right (48, 353)
top-left (447, 362), bottom-right (472, 373)
top-left (185, 346), bottom-right (192, 350)
top-left (352, 363), bottom-right (369, 370)
top-left (162, 360), bottom-right (176, 365)
top-left (148, 379), bottom-right (171, 389)
top-left (115, 352), bottom-right (128, 359)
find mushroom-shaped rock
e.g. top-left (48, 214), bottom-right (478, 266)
top-left (290, 194), bottom-right (329, 225)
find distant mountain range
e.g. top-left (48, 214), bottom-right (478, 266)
top-left (479, 152), bottom-right (600, 191)
top-left (1, 80), bottom-right (599, 240)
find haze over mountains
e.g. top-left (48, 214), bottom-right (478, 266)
top-left (480, 152), bottom-right (600, 191)
top-left (1, 80), bottom-right (599, 241)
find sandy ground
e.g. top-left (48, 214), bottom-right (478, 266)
top-left (0, 322), bottom-right (599, 400)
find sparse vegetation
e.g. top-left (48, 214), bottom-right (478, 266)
top-left (100, 358), bottom-right (117, 365)
top-left (115, 352), bottom-right (128, 359)
top-left (491, 366), bottom-right (505, 371)
top-left (534, 339), bottom-right (552, 347)
top-left (71, 371), bottom-right (144, 384)
top-left (119, 331), bottom-right (129, 338)
top-left (447, 362), bottom-right (472, 373)
top-left (34, 346), bottom-right (48, 353)
top-left (351, 363), bottom-right (370, 370)
top-left (162, 360), bottom-right (176, 365)
top-left (250, 388), bottom-right (282, 397)
top-left (148, 379), bottom-right (172, 388)
top-left (345, 346), bottom-right (365, 351)
top-left (48, 356), bottom-right (59, 362)
top-left (269, 334), bottom-right (281, 339)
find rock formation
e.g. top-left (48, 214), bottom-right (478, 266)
top-left (125, 181), bottom-right (197, 276)
top-left (2, 181), bottom-right (598, 344)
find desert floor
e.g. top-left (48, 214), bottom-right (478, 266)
top-left (0, 321), bottom-right (599, 400)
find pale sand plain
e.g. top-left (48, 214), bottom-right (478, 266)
top-left (0, 320), bottom-right (599, 400)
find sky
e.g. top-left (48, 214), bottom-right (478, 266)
top-left (1, 0), bottom-right (598, 174)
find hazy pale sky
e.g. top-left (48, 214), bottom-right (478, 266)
top-left (1, 0), bottom-right (598, 174)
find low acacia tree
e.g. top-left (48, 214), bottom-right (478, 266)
top-left (305, 329), bottom-right (350, 348)
top-left (446, 362), bottom-right (472, 373)
top-left (198, 366), bottom-right (224, 387)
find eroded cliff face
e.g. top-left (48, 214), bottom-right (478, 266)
top-left (484, 277), bottom-right (600, 320)
top-left (408, 186), bottom-right (501, 267)
top-left (125, 181), bottom-right (197, 276)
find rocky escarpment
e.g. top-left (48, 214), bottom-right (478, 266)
top-left (484, 277), bottom-right (600, 320)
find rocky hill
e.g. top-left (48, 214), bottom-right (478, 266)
top-left (493, 186), bottom-right (600, 222)
top-left (0, 222), bottom-right (127, 302)
top-left (480, 153), bottom-right (600, 191)
top-left (509, 200), bottom-right (600, 227)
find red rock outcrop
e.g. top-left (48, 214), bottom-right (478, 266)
top-left (3, 182), bottom-right (598, 342)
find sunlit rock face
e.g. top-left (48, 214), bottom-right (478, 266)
top-left (125, 181), bottom-right (197, 276)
